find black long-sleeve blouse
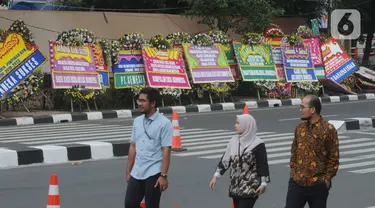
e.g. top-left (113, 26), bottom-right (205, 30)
top-left (215, 142), bottom-right (271, 198)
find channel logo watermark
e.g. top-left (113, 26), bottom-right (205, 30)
top-left (331, 9), bottom-right (361, 40)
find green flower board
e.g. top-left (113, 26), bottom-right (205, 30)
top-left (233, 42), bottom-right (278, 81)
top-left (114, 73), bottom-right (145, 88)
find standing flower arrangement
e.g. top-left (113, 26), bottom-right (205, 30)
top-left (264, 24), bottom-right (284, 37)
top-left (0, 21), bottom-right (42, 110)
top-left (295, 82), bottom-right (321, 96)
top-left (208, 29), bottom-right (231, 44)
top-left (114, 32), bottom-right (147, 97)
top-left (56, 28), bottom-right (95, 46)
top-left (3, 20), bottom-right (35, 49)
top-left (150, 34), bottom-right (171, 50)
top-left (64, 85), bottom-right (96, 111)
top-left (96, 38), bottom-right (111, 66)
top-left (274, 82), bottom-right (292, 99)
top-left (110, 40), bottom-right (121, 64)
top-left (111, 32), bottom-right (145, 65)
top-left (191, 33), bottom-right (215, 46)
top-left (0, 20), bottom-right (35, 45)
top-left (254, 80), bottom-right (276, 96)
top-left (295, 25), bottom-right (313, 39)
top-left (241, 33), bottom-right (263, 45)
top-left (166, 32), bottom-right (192, 45)
top-left (9, 20), bottom-right (35, 45)
top-left (119, 32), bottom-right (145, 50)
top-left (64, 86), bottom-right (96, 101)
top-left (160, 88), bottom-right (183, 106)
top-left (4, 71), bottom-right (45, 108)
top-left (56, 28), bottom-right (110, 65)
top-left (113, 32), bottom-right (147, 100)
top-left (160, 88), bottom-right (182, 98)
top-left (241, 33), bottom-right (266, 99)
top-left (56, 28), bottom-right (109, 106)
top-left (285, 34), bottom-right (304, 47)
top-left (202, 82), bottom-right (231, 103)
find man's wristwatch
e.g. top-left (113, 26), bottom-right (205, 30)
top-left (160, 173), bottom-right (168, 179)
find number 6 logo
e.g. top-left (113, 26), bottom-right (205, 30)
top-left (331, 9), bottom-right (361, 40)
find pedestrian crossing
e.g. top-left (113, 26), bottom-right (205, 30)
top-left (174, 128), bottom-right (375, 175)
top-left (0, 122), bottom-right (200, 146)
top-left (1, 122), bottom-right (375, 174)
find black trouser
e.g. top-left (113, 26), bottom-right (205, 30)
top-left (285, 178), bottom-right (330, 208)
top-left (124, 173), bottom-right (162, 208)
top-left (232, 197), bottom-right (258, 208)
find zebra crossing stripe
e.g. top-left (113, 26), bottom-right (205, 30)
top-left (0, 123), bottom-right (104, 134)
top-left (352, 167), bottom-right (375, 173)
top-left (0, 123), bottom-right (203, 145)
top-left (0, 125), bottom-right (131, 138)
top-left (181, 135), bottom-right (357, 156)
top-left (340, 161), bottom-right (375, 169)
top-left (199, 139), bottom-right (375, 161)
top-left (1, 121), bottom-right (374, 170)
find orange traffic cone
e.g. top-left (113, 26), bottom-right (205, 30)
top-left (140, 197), bottom-right (146, 208)
top-left (171, 110), bottom-right (187, 152)
top-left (243, 104), bottom-right (249, 114)
top-left (232, 201), bottom-right (235, 208)
top-left (47, 174), bottom-right (60, 208)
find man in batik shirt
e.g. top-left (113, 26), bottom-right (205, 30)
top-left (285, 95), bottom-right (340, 208)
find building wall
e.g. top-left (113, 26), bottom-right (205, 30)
top-left (0, 10), bottom-right (307, 73)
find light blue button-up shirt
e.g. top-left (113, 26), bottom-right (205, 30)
top-left (130, 110), bottom-right (173, 180)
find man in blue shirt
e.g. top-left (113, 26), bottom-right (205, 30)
top-left (124, 87), bottom-right (173, 208)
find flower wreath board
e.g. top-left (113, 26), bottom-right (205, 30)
top-left (303, 37), bottom-right (325, 79)
top-left (232, 42), bottom-right (279, 81)
top-left (320, 37), bottom-right (358, 83)
top-left (182, 43), bottom-right (234, 83)
top-left (262, 25), bottom-right (288, 81)
top-left (0, 20), bottom-right (48, 99)
top-left (49, 40), bottom-right (102, 89)
top-left (112, 49), bottom-right (146, 89)
top-left (141, 45), bottom-right (191, 89)
top-left (221, 44), bottom-right (242, 80)
top-left (281, 45), bottom-right (318, 82)
top-left (92, 43), bottom-right (110, 88)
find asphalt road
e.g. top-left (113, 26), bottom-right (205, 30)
top-left (77, 99), bottom-right (375, 131)
top-left (0, 99), bottom-right (374, 207)
top-left (0, 99), bottom-right (374, 150)
top-left (0, 130), bottom-right (375, 208)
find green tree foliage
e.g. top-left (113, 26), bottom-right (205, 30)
top-left (275, 0), bottom-right (325, 18)
top-left (0, 0), bottom-right (9, 5)
top-left (180, 0), bottom-right (284, 33)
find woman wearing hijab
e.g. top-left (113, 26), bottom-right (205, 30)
top-left (209, 114), bottom-right (270, 208)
